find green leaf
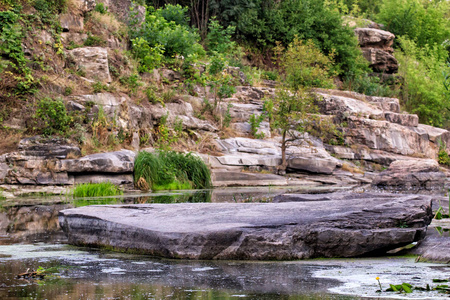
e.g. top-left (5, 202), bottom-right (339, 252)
top-left (402, 283), bottom-right (412, 293)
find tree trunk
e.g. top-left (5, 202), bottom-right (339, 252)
top-left (280, 129), bottom-right (287, 171)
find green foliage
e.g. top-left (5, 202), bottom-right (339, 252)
top-left (155, 4), bottom-right (189, 27)
top-left (131, 37), bottom-right (164, 72)
top-left (92, 81), bottom-right (110, 93)
top-left (0, 8), bottom-right (37, 94)
top-left (134, 150), bottom-right (211, 191)
top-left (210, 0), bottom-right (368, 76)
top-left (377, 0), bottom-right (450, 49)
top-left (396, 37), bottom-right (449, 127)
top-left (84, 35), bottom-right (106, 47)
top-left (94, 3), bottom-right (108, 14)
top-left (387, 283), bottom-right (413, 293)
top-left (206, 17), bottom-right (236, 54)
top-left (119, 74), bottom-right (142, 95)
top-left (72, 182), bottom-right (123, 198)
top-left (249, 114), bottom-right (265, 139)
top-left (343, 73), bottom-right (396, 97)
top-left (438, 140), bottom-right (450, 166)
top-left (35, 97), bottom-right (71, 136)
top-left (278, 37), bottom-right (335, 89)
top-left (131, 4), bottom-right (205, 71)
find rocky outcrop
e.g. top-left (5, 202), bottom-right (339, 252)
top-left (67, 47), bottom-right (112, 83)
top-left (54, 150), bottom-right (135, 174)
top-left (0, 136), bottom-right (136, 186)
top-left (355, 28), bottom-right (398, 73)
top-left (372, 159), bottom-right (445, 190)
top-left (59, 192), bottom-right (433, 260)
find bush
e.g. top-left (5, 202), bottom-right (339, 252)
top-left (72, 182), bottom-right (123, 198)
top-left (131, 4), bottom-right (205, 70)
top-left (155, 4), bottom-right (189, 27)
top-left (210, 0), bottom-right (368, 76)
top-left (377, 0), bottom-right (450, 49)
top-left (343, 73), bottom-right (396, 97)
top-left (279, 37), bottom-right (335, 89)
top-left (134, 150), bottom-right (211, 191)
top-left (94, 3), bottom-right (108, 14)
top-left (35, 98), bottom-right (71, 136)
top-left (206, 17), bottom-right (235, 54)
top-left (396, 37), bottom-right (449, 127)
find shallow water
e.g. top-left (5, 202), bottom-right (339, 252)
top-left (0, 187), bottom-right (449, 299)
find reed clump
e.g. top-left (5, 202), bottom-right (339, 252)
top-left (134, 150), bottom-right (211, 191)
top-left (72, 182), bottom-right (123, 198)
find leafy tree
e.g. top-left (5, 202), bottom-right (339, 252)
top-left (377, 0), bottom-right (450, 49)
top-left (396, 37), bottom-right (450, 127)
top-left (262, 38), bottom-right (339, 169)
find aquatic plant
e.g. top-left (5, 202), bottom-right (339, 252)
top-left (134, 150), bottom-right (211, 191)
top-left (72, 182), bottom-right (123, 198)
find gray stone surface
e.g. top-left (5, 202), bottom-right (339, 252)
top-left (384, 112), bottom-right (419, 127)
top-left (18, 136), bottom-right (81, 159)
top-left (212, 171), bottom-right (287, 187)
top-left (372, 159), bottom-right (445, 190)
top-left (59, 192), bottom-right (433, 260)
top-left (67, 47), bottom-right (111, 83)
top-left (54, 150), bottom-right (135, 173)
top-left (288, 156), bottom-right (337, 174)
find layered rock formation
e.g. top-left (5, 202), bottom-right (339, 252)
top-left (355, 28), bottom-right (398, 73)
top-left (59, 192), bottom-right (433, 260)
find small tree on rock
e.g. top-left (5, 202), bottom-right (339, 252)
top-left (263, 37), bottom-right (340, 170)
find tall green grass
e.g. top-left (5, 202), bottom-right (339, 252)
top-left (72, 182), bottom-right (123, 198)
top-left (134, 150), bottom-right (211, 191)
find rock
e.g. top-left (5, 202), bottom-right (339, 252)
top-left (314, 89), bottom-right (400, 113)
top-left (368, 96), bottom-right (400, 113)
top-left (60, 14), bottom-right (84, 32)
top-left (354, 28), bottom-right (395, 51)
top-left (344, 116), bottom-right (435, 157)
top-left (59, 192), bottom-right (433, 260)
top-left (212, 171), bottom-right (287, 187)
top-left (384, 112), bottom-right (419, 127)
top-left (54, 150), bottom-right (135, 174)
top-left (316, 92), bottom-right (384, 118)
top-left (67, 47), bottom-right (111, 83)
top-left (234, 86), bottom-right (275, 102)
top-left (18, 136), bottom-right (81, 159)
top-left (288, 156), bottom-right (338, 174)
top-left (225, 103), bottom-right (262, 122)
top-left (225, 66), bottom-right (247, 84)
top-left (160, 68), bottom-right (181, 82)
top-left (361, 48), bottom-right (398, 74)
top-left (74, 174), bottom-right (134, 185)
top-left (372, 159), bottom-right (445, 190)
top-left (61, 32), bottom-right (88, 45)
top-left (71, 0), bottom-right (95, 13)
top-left (104, 0), bottom-right (145, 24)
top-left (327, 145), bottom-right (412, 165)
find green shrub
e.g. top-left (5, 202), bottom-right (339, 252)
top-left (396, 37), bottom-right (449, 127)
top-left (35, 97), bottom-right (71, 136)
top-left (94, 3), bottom-right (108, 14)
top-left (377, 0), bottom-right (450, 49)
top-left (279, 37), bottom-right (335, 89)
top-left (155, 4), bottom-right (189, 27)
top-left (343, 73), bottom-right (396, 97)
top-left (130, 5), bottom-right (205, 69)
top-left (84, 35), bottom-right (106, 47)
top-left (134, 150), bottom-right (211, 191)
top-left (206, 17), bottom-right (235, 54)
top-left (72, 182), bottom-right (123, 198)
top-left (210, 0), bottom-right (368, 76)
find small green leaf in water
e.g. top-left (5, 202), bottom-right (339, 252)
top-left (402, 283), bottom-right (412, 293)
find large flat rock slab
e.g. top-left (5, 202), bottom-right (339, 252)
top-left (59, 193), bottom-right (433, 260)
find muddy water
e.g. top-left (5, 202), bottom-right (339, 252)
top-left (0, 187), bottom-right (449, 299)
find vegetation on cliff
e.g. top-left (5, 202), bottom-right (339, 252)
top-left (0, 0), bottom-right (450, 158)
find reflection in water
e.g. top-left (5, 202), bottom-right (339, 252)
top-left (0, 244), bottom-right (354, 300)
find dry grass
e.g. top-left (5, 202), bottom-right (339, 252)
top-left (0, 130), bottom-right (24, 155)
top-left (341, 162), bottom-right (365, 174)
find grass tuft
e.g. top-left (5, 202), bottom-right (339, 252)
top-left (72, 182), bottom-right (123, 198)
top-left (134, 150), bottom-right (211, 191)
